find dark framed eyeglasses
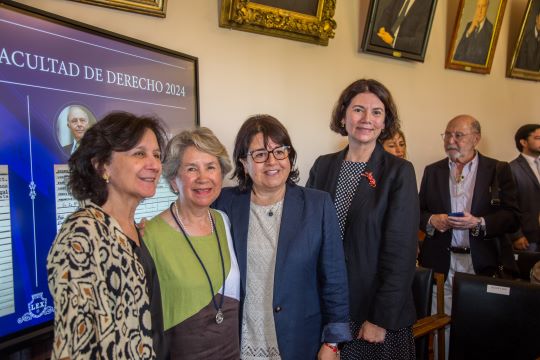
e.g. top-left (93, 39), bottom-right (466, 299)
top-left (247, 145), bottom-right (291, 163)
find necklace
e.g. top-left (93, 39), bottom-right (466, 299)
top-left (170, 202), bottom-right (226, 324)
top-left (172, 202), bottom-right (213, 234)
top-left (267, 202), bottom-right (280, 217)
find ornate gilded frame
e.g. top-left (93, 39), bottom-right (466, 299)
top-left (219, 0), bottom-right (337, 46)
top-left (507, 0), bottom-right (540, 82)
top-left (445, 0), bottom-right (507, 74)
top-left (69, 0), bottom-right (167, 17)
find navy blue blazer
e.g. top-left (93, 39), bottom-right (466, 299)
top-left (307, 144), bottom-right (419, 331)
top-left (213, 184), bottom-right (350, 359)
top-left (453, 19), bottom-right (493, 65)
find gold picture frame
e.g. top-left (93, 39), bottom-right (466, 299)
top-left (69, 0), bottom-right (167, 17)
top-left (446, 0), bottom-right (507, 74)
top-left (219, 0), bottom-right (337, 46)
top-left (507, 0), bottom-right (540, 81)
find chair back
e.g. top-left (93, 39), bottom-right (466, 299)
top-left (450, 272), bottom-right (540, 360)
top-left (412, 266), bottom-right (433, 360)
top-left (513, 250), bottom-right (540, 280)
top-left (412, 266), bottom-right (433, 317)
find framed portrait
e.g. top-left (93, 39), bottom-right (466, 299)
top-left (68, 0), bottom-right (167, 17)
top-left (361, 0), bottom-right (439, 62)
top-left (446, 0), bottom-right (507, 74)
top-left (219, 0), bottom-right (337, 46)
top-left (507, 0), bottom-right (540, 81)
top-left (55, 104), bottom-right (97, 157)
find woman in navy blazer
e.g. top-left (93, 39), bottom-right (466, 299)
top-left (214, 114), bottom-right (350, 359)
top-left (307, 79), bottom-right (419, 359)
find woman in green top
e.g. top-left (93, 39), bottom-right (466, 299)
top-left (143, 127), bottom-right (240, 359)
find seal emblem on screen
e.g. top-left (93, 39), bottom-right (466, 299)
top-left (17, 292), bottom-right (54, 324)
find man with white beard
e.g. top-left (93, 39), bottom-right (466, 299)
top-left (417, 114), bottom-right (519, 359)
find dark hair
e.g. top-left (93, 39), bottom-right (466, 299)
top-left (514, 124), bottom-right (540, 152)
top-left (68, 111), bottom-right (167, 206)
top-left (380, 128), bottom-right (406, 145)
top-left (232, 114), bottom-right (299, 191)
top-left (330, 79), bottom-right (400, 142)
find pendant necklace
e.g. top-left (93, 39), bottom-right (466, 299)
top-left (170, 202), bottom-right (226, 324)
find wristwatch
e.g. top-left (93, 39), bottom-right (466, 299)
top-left (471, 217), bottom-right (485, 237)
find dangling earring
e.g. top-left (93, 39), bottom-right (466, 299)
top-left (103, 173), bottom-right (110, 184)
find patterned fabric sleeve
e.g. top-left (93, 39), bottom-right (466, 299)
top-left (47, 209), bottom-right (155, 360)
top-left (47, 219), bottom-right (114, 359)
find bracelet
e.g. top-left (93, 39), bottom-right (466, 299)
top-left (324, 343), bottom-right (339, 353)
top-left (471, 218), bottom-right (482, 237)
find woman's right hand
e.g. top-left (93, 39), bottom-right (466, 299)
top-left (318, 344), bottom-right (339, 360)
top-left (357, 321), bottom-right (386, 343)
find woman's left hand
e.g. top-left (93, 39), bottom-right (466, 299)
top-left (357, 321), bottom-right (386, 343)
top-left (318, 344), bottom-right (340, 359)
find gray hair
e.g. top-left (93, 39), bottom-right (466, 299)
top-left (470, 118), bottom-right (481, 135)
top-left (162, 127), bottom-right (232, 192)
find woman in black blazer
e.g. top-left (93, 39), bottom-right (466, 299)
top-left (307, 79), bottom-right (419, 359)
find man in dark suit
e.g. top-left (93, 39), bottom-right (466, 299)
top-left (62, 105), bottom-right (90, 155)
top-left (516, 9), bottom-right (540, 71)
top-left (509, 124), bottom-right (540, 251)
top-left (418, 114), bottom-right (519, 359)
top-left (453, 0), bottom-right (493, 65)
top-left (371, 0), bottom-right (432, 54)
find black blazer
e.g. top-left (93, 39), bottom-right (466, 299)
top-left (371, 0), bottom-right (432, 54)
top-left (306, 144), bottom-right (419, 331)
top-left (516, 29), bottom-right (540, 71)
top-left (62, 142), bottom-right (75, 156)
top-left (418, 153), bottom-right (520, 277)
top-left (509, 155), bottom-right (540, 244)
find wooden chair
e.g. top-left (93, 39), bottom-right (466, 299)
top-left (412, 269), bottom-right (451, 360)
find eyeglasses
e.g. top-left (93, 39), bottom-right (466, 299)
top-left (441, 132), bottom-right (475, 141)
top-left (247, 145), bottom-right (291, 163)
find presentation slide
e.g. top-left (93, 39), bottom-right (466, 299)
top-left (0, 1), bottom-right (198, 345)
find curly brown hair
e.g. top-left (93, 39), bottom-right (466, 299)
top-left (68, 111), bottom-right (167, 206)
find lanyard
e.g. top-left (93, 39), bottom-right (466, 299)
top-left (170, 202), bottom-right (226, 324)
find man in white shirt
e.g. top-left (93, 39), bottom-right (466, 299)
top-left (418, 115), bottom-right (519, 359)
top-left (509, 124), bottom-right (540, 251)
